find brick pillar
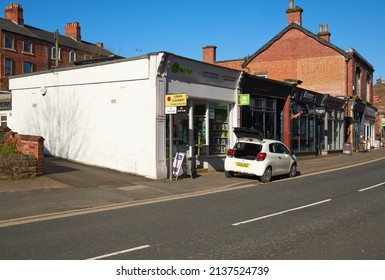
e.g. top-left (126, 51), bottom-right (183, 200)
top-left (16, 135), bottom-right (45, 175)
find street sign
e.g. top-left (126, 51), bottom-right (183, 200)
top-left (165, 93), bottom-right (187, 107)
top-left (165, 107), bottom-right (177, 114)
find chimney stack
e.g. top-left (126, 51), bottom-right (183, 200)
top-left (65, 22), bottom-right (81, 41)
top-left (286, 0), bottom-right (303, 26)
top-left (5, 3), bottom-right (24, 25)
top-left (318, 24), bottom-right (331, 42)
top-left (202, 46), bottom-right (217, 64)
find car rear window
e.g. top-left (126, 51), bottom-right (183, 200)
top-left (233, 142), bottom-right (262, 160)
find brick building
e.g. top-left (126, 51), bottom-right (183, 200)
top-left (0, 3), bottom-right (116, 91)
top-left (203, 0), bottom-right (375, 152)
top-left (0, 3), bottom-right (117, 127)
top-left (373, 77), bottom-right (385, 142)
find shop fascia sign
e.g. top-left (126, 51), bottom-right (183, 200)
top-left (238, 93), bottom-right (250, 106)
top-left (165, 93), bottom-right (187, 114)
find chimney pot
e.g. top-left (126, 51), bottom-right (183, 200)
top-left (65, 22), bottom-right (81, 41)
top-left (5, 3), bottom-right (24, 25)
top-left (202, 46), bottom-right (217, 64)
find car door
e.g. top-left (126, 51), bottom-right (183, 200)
top-left (275, 143), bottom-right (292, 174)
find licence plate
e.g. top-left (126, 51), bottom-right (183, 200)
top-left (236, 162), bottom-right (249, 168)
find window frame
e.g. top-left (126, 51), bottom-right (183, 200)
top-left (23, 40), bottom-right (33, 54)
top-left (4, 58), bottom-right (13, 76)
top-left (51, 46), bottom-right (62, 60)
top-left (4, 36), bottom-right (15, 50)
top-left (23, 61), bottom-right (34, 74)
top-left (69, 50), bottom-right (76, 63)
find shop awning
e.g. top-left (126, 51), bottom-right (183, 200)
top-left (240, 74), bottom-right (293, 100)
top-left (292, 88), bottom-right (328, 106)
top-left (324, 96), bottom-right (346, 111)
top-left (352, 100), bottom-right (366, 114)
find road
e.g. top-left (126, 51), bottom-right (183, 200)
top-left (0, 159), bottom-right (385, 260)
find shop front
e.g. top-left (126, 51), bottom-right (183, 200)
top-left (350, 99), bottom-right (366, 149)
top-left (290, 88), bottom-right (345, 155)
top-left (238, 74), bottom-right (293, 142)
top-left (322, 95), bottom-right (346, 153)
top-left (160, 54), bottom-right (241, 172)
top-left (364, 104), bottom-right (377, 148)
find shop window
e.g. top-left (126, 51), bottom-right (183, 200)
top-left (246, 97), bottom-right (277, 139)
top-left (209, 103), bottom-right (229, 154)
top-left (291, 105), bottom-right (316, 153)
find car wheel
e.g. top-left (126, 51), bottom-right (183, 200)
top-left (289, 163), bottom-right (297, 178)
top-left (260, 166), bottom-right (272, 183)
top-left (225, 171), bottom-right (234, 178)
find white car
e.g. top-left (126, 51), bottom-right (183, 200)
top-left (224, 128), bottom-right (297, 183)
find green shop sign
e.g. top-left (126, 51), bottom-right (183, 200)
top-left (239, 94), bottom-right (250, 106)
top-left (171, 63), bottom-right (193, 74)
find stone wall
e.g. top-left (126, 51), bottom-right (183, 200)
top-left (0, 154), bottom-right (37, 179)
top-left (0, 127), bottom-right (44, 179)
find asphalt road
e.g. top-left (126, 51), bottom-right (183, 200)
top-left (0, 158), bottom-right (384, 260)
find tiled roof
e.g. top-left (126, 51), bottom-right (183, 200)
top-left (0, 18), bottom-right (114, 56)
top-left (242, 22), bottom-right (350, 68)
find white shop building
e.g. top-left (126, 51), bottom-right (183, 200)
top-left (9, 52), bottom-right (242, 179)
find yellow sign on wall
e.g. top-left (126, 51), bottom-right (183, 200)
top-left (165, 93), bottom-right (187, 107)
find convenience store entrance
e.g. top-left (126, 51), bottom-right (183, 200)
top-left (166, 99), bottom-right (231, 171)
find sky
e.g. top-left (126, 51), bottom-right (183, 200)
top-left (5, 0), bottom-right (385, 80)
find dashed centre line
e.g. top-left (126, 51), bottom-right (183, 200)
top-left (232, 199), bottom-right (332, 226)
top-left (358, 182), bottom-right (385, 192)
top-left (87, 245), bottom-right (151, 260)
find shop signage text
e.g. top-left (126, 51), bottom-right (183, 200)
top-left (165, 93), bottom-right (187, 107)
top-left (171, 63), bottom-right (193, 74)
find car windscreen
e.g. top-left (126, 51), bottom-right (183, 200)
top-left (233, 142), bottom-right (262, 160)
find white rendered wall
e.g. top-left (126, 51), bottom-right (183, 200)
top-left (9, 55), bottom-right (167, 179)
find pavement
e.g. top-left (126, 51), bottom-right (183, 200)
top-left (1, 148), bottom-right (385, 226)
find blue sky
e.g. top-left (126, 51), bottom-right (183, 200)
top-left (9, 0), bottom-right (385, 80)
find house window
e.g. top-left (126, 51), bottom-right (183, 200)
top-left (69, 50), bottom-right (76, 63)
top-left (4, 36), bottom-right (14, 50)
top-left (366, 74), bottom-right (371, 103)
top-left (0, 114), bottom-right (7, 127)
top-left (84, 54), bottom-right (92, 60)
top-left (4, 58), bottom-right (13, 76)
top-left (23, 62), bottom-right (33, 74)
top-left (355, 67), bottom-right (361, 98)
top-left (23, 40), bottom-right (33, 53)
top-left (51, 46), bottom-right (61, 60)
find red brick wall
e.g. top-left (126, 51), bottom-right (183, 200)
top-left (246, 29), bottom-right (348, 97)
top-left (1, 128), bottom-right (45, 175)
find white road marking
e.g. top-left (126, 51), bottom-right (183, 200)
top-left (232, 199), bottom-right (332, 226)
top-left (87, 245), bottom-right (150, 260)
top-left (358, 182), bottom-right (385, 192)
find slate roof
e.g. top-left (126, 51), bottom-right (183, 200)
top-left (0, 17), bottom-right (114, 56)
top-left (242, 22), bottom-right (369, 69)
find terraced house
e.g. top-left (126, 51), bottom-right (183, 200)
top-left (0, 3), bottom-right (116, 126)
